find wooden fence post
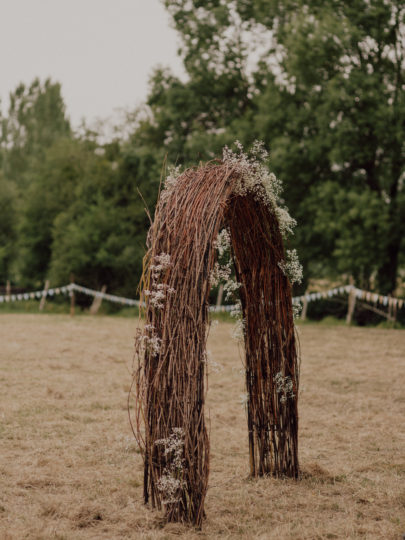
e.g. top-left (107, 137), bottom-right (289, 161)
top-left (216, 283), bottom-right (224, 309)
top-left (90, 285), bottom-right (107, 315)
top-left (388, 295), bottom-right (397, 323)
top-left (346, 278), bottom-right (356, 325)
top-left (301, 290), bottom-right (308, 321)
top-left (70, 274), bottom-right (75, 317)
top-left (6, 280), bottom-right (10, 302)
top-left (39, 280), bottom-right (50, 311)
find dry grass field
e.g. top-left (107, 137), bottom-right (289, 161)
top-left (0, 314), bottom-right (404, 539)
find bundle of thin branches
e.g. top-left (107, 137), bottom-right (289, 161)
top-left (131, 146), bottom-right (299, 527)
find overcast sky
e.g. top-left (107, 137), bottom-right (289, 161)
top-left (0, 0), bottom-right (185, 127)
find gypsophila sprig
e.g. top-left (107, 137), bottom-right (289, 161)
top-left (213, 228), bottom-right (231, 257)
top-left (155, 427), bottom-right (185, 470)
top-left (155, 428), bottom-right (185, 505)
top-left (223, 141), bottom-right (297, 241)
top-left (240, 393), bottom-right (249, 408)
top-left (135, 327), bottom-right (162, 359)
top-left (292, 302), bottom-right (302, 320)
top-left (160, 165), bottom-right (182, 204)
top-left (203, 350), bottom-right (223, 373)
top-left (275, 207), bottom-right (297, 238)
top-left (211, 229), bottom-right (243, 340)
top-left (146, 252), bottom-right (174, 309)
top-left (278, 249), bottom-right (303, 285)
top-left (156, 474), bottom-right (183, 505)
top-left (231, 317), bottom-right (245, 342)
top-left (274, 372), bottom-right (295, 403)
top-left (210, 261), bottom-right (232, 287)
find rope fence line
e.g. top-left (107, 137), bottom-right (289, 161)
top-left (70, 283), bottom-right (140, 306)
top-left (293, 285), bottom-right (404, 309)
top-left (0, 282), bottom-right (404, 312)
top-left (0, 283), bottom-right (139, 307)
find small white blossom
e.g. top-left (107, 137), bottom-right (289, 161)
top-left (146, 253), bottom-right (174, 311)
top-left (144, 323), bottom-right (155, 332)
top-left (275, 207), bottom-right (297, 237)
top-left (155, 252), bottom-right (172, 269)
top-left (202, 350), bottom-right (223, 373)
top-left (292, 302), bottom-right (302, 319)
top-left (156, 473), bottom-right (182, 505)
top-left (278, 249), bottom-right (303, 285)
top-left (148, 335), bottom-right (162, 355)
top-left (155, 428), bottom-right (185, 504)
top-left (213, 228), bottom-right (231, 257)
top-left (231, 317), bottom-right (245, 342)
top-left (230, 301), bottom-right (242, 318)
top-left (274, 372), bottom-right (295, 403)
top-left (210, 319), bottom-right (219, 330)
top-left (155, 427), bottom-right (185, 470)
top-left (160, 165), bottom-right (182, 204)
top-left (240, 393), bottom-right (249, 408)
top-left (222, 141), bottom-right (297, 240)
top-left (224, 279), bottom-right (241, 301)
top-left (210, 261), bottom-right (232, 287)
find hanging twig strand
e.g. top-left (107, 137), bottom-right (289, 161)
top-left (131, 143), bottom-right (300, 527)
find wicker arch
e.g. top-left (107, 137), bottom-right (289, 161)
top-left (132, 161), bottom-right (299, 527)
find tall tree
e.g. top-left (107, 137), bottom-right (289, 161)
top-left (17, 138), bottom-right (87, 286)
top-left (48, 139), bottom-right (162, 296)
top-left (0, 174), bottom-right (18, 284)
top-left (156, 0), bottom-right (404, 293)
top-left (1, 78), bottom-right (70, 186)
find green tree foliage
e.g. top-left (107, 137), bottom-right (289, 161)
top-left (0, 78), bottom-right (71, 285)
top-left (1, 78), bottom-right (70, 186)
top-left (1, 78), bottom-right (161, 293)
top-left (152, 0), bottom-right (404, 293)
top-left (17, 138), bottom-right (93, 286)
top-left (1, 0), bottom-right (404, 303)
top-left (0, 174), bottom-right (18, 283)
top-left (49, 140), bottom-right (161, 296)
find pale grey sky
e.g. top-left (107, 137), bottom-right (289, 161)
top-left (0, 0), bottom-right (185, 127)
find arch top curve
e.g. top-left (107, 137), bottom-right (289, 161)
top-left (133, 147), bottom-right (300, 527)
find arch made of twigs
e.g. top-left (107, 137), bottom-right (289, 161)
top-left (132, 160), bottom-right (299, 527)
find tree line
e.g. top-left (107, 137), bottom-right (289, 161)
top-left (0, 0), bottom-right (403, 299)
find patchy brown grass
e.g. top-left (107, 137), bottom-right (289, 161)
top-left (0, 313), bottom-right (404, 539)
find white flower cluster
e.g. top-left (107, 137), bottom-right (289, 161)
top-left (135, 325), bottom-right (162, 358)
top-left (155, 428), bottom-right (185, 505)
top-left (231, 317), bottom-right (245, 342)
top-left (210, 261), bottom-right (232, 287)
top-left (278, 249), bottom-right (303, 285)
top-left (240, 393), bottom-right (249, 408)
top-left (144, 253), bottom-right (175, 309)
top-left (160, 165), bottom-right (182, 204)
top-left (210, 319), bottom-right (219, 331)
top-left (274, 372), bottom-right (295, 403)
top-left (275, 207), bottom-right (297, 238)
top-left (135, 253), bottom-right (174, 359)
top-left (223, 279), bottom-right (241, 302)
top-left (210, 230), bottom-right (245, 342)
top-left (156, 474), bottom-right (182, 505)
top-left (223, 140), bottom-right (281, 208)
top-left (230, 301), bottom-right (242, 319)
top-left (213, 228), bottom-right (231, 257)
top-left (228, 300), bottom-right (245, 342)
top-left (155, 427), bottom-right (184, 470)
top-left (292, 303), bottom-right (302, 320)
top-left (202, 350), bottom-right (223, 373)
top-left (210, 229), bottom-right (240, 297)
top-left (222, 141), bottom-right (297, 242)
